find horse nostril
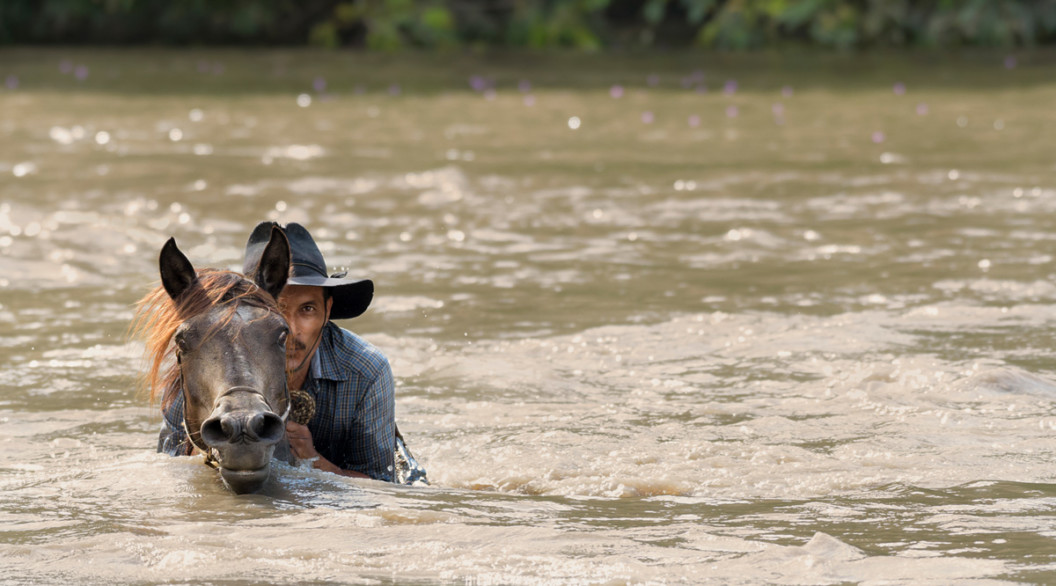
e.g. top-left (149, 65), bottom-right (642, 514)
top-left (201, 414), bottom-right (240, 446)
top-left (247, 412), bottom-right (285, 443)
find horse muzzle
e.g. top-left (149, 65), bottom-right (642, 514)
top-left (199, 387), bottom-right (285, 494)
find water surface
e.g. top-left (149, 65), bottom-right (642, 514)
top-left (3, 49), bottom-right (1056, 583)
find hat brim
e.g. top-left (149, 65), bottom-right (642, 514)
top-left (287, 275), bottom-right (373, 320)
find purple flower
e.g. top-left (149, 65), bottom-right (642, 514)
top-left (484, 89), bottom-right (496, 101)
top-left (313, 77), bottom-right (327, 93)
top-left (523, 95), bottom-right (535, 107)
top-left (641, 111), bottom-right (654, 124)
top-left (688, 114), bottom-right (700, 127)
top-left (723, 80), bottom-right (737, 95)
top-left (610, 84), bottom-right (623, 99)
top-left (916, 103), bottom-right (929, 115)
top-left (647, 74), bottom-right (660, 87)
top-left (211, 62), bottom-right (225, 75)
top-left (893, 82), bottom-right (906, 95)
top-left (771, 103), bottom-right (784, 116)
top-left (74, 65), bottom-right (89, 81)
top-left (1004, 56), bottom-right (1017, 69)
top-left (5, 75), bottom-right (17, 90)
top-left (781, 86), bottom-right (794, 97)
top-left (388, 84), bottom-right (401, 96)
top-left (469, 75), bottom-right (487, 92)
top-left (871, 131), bottom-right (885, 144)
top-left (518, 79), bottom-right (532, 93)
top-left (725, 105), bottom-right (738, 118)
top-left (59, 60), bottom-right (73, 74)
top-left (695, 83), bottom-right (707, 94)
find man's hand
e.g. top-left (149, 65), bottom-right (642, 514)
top-left (286, 421), bottom-right (320, 460)
top-left (285, 421), bottom-right (370, 478)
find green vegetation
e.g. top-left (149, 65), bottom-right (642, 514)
top-left (2, 0), bottom-right (1055, 50)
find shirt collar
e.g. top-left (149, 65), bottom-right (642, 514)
top-left (310, 322), bottom-right (350, 382)
top-left (309, 344), bottom-right (322, 380)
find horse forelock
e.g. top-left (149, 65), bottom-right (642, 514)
top-left (132, 268), bottom-right (282, 410)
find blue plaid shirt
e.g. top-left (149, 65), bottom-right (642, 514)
top-left (158, 322), bottom-right (396, 482)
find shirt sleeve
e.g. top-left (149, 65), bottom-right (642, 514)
top-left (346, 361), bottom-right (396, 482)
top-left (157, 390), bottom-right (193, 456)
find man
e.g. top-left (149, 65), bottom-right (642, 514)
top-left (158, 221), bottom-right (426, 484)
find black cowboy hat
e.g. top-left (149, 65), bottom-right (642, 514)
top-left (243, 221), bottom-right (373, 320)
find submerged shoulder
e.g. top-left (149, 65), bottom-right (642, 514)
top-left (320, 321), bottom-right (391, 380)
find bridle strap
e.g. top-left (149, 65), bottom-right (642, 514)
top-left (173, 295), bottom-right (292, 458)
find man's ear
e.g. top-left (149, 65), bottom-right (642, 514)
top-left (324, 295), bottom-right (333, 320)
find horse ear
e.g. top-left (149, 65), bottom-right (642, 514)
top-left (159, 237), bottom-right (199, 302)
top-left (253, 226), bottom-right (289, 301)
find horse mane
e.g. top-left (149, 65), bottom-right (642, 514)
top-left (131, 269), bottom-right (281, 411)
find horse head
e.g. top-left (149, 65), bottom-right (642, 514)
top-left (157, 227), bottom-right (291, 493)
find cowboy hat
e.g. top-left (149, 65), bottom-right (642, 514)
top-left (243, 221), bottom-right (373, 319)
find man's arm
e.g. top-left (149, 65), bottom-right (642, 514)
top-left (285, 338), bottom-right (396, 481)
top-left (351, 366), bottom-right (396, 481)
top-left (285, 421), bottom-right (369, 478)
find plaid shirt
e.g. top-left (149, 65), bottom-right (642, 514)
top-left (157, 322), bottom-right (396, 482)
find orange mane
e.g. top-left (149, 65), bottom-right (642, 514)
top-left (130, 269), bottom-right (281, 411)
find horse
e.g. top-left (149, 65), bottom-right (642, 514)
top-left (133, 227), bottom-right (293, 494)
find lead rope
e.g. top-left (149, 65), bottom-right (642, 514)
top-left (285, 302), bottom-right (329, 426)
top-left (286, 302), bottom-right (329, 385)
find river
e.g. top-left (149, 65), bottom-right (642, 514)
top-left (2, 48), bottom-right (1056, 583)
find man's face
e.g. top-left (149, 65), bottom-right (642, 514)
top-left (278, 285), bottom-right (332, 375)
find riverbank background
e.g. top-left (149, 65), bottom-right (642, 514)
top-left (4, 0), bottom-right (1055, 51)
top-left (5, 1), bottom-right (1056, 585)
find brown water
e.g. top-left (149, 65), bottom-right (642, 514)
top-left (3, 48), bottom-right (1056, 584)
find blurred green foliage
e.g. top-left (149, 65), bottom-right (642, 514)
top-left (2, 0), bottom-right (1054, 49)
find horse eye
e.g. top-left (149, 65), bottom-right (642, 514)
top-left (278, 330), bottom-right (288, 345)
top-left (174, 331), bottom-right (188, 351)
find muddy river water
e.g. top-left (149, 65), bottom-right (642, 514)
top-left (3, 49), bottom-right (1056, 583)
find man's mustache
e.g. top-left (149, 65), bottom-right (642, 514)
top-left (287, 338), bottom-right (308, 355)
